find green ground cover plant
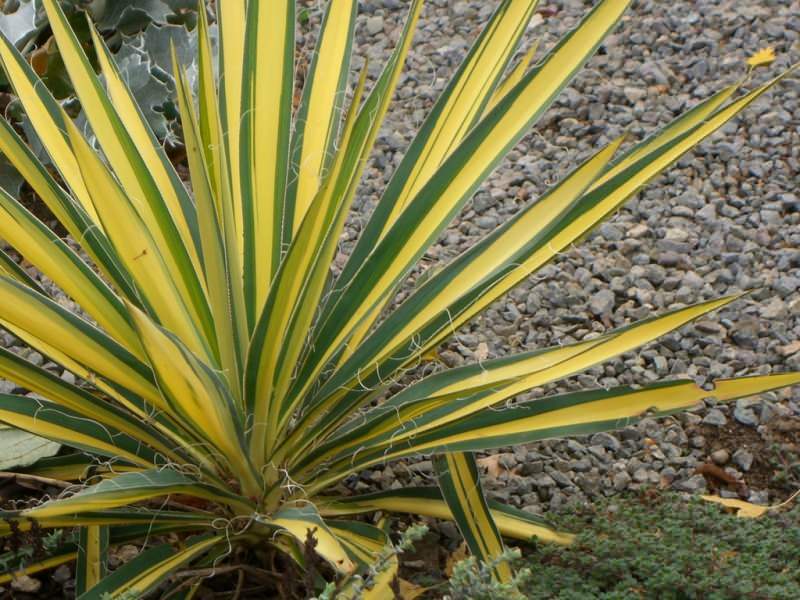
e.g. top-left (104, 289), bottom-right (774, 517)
top-left (447, 494), bottom-right (800, 600)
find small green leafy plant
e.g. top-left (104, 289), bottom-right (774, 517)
top-left (447, 548), bottom-right (534, 600)
top-left (0, 0), bottom-right (797, 597)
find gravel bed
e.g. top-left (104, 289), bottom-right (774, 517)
top-left (2, 0), bottom-right (799, 530)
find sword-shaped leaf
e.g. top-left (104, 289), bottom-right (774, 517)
top-left (246, 0), bottom-right (424, 463)
top-left (0, 186), bottom-right (140, 354)
top-left (298, 295), bottom-right (740, 474)
top-left (21, 469), bottom-right (252, 520)
top-left (261, 504), bottom-right (355, 574)
top-left (0, 394), bottom-right (159, 467)
top-left (65, 119), bottom-right (214, 361)
top-left (293, 135), bottom-right (624, 442)
top-left (0, 277), bottom-right (160, 406)
top-left (75, 525), bottom-right (108, 596)
top-left (0, 32), bottom-right (100, 227)
top-left (127, 305), bottom-right (259, 496)
top-left (76, 535), bottom-right (221, 600)
top-left (0, 508), bottom-right (211, 536)
top-left (293, 0), bottom-right (632, 414)
top-left (321, 487), bottom-right (574, 545)
top-left (325, 373), bottom-right (800, 480)
top-left (285, 0), bottom-right (358, 236)
top-left (435, 452), bottom-right (511, 582)
top-left (0, 346), bottom-right (186, 463)
top-left (240, 0), bottom-right (295, 319)
top-left (297, 77), bottom-right (758, 437)
top-left (173, 51), bottom-right (244, 398)
top-left (0, 118), bottom-right (135, 300)
top-left (0, 247), bottom-right (45, 295)
top-left (41, 0), bottom-right (215, 349)
top-left (246, 65), bottom-right (370, 463)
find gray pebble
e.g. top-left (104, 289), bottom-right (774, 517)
top-left (632, 467), bottom-right (650, 483)
top-left (590, 432), bottom-right (622, 452)
top-left (589, 289), bottom-right (615, 316)
top-left (732, 449), bottom-right (754, 472)
top-left (702, 409), bottom-right (727, 427)
top-left (365, 15), bottom-right (384, 35)
top-left (733, 407), bottom-right (759, 427)
top-left (613, 471), bottom-right (632, 491)
top-left (674, 475), bottom-right (707, 493)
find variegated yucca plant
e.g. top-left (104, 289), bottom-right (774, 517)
top-left (0, 0), bottom-right (796, 597)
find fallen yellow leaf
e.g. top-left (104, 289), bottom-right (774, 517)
top-left (701, 488), bottom-right (799, 518)
top-left (747, 47), bottom-right (775, 68)
top-left (701, 496), bottom-right (769, 518)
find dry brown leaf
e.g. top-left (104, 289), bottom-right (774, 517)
top-left (445, 542), bottom-right (469, 577)
top-left (477, 453), bottom-right (522, 479)
top-left (477, 454), bottom-right (504, 478)
top-left (719, 550), bottom-right (739, 562)
top-left (776, 340), bottom-right (800, 357)
top-left (399, 579), bottom-right (428, 599)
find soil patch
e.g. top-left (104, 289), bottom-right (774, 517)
top-left (692, 414), bottom-right (800, 499)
